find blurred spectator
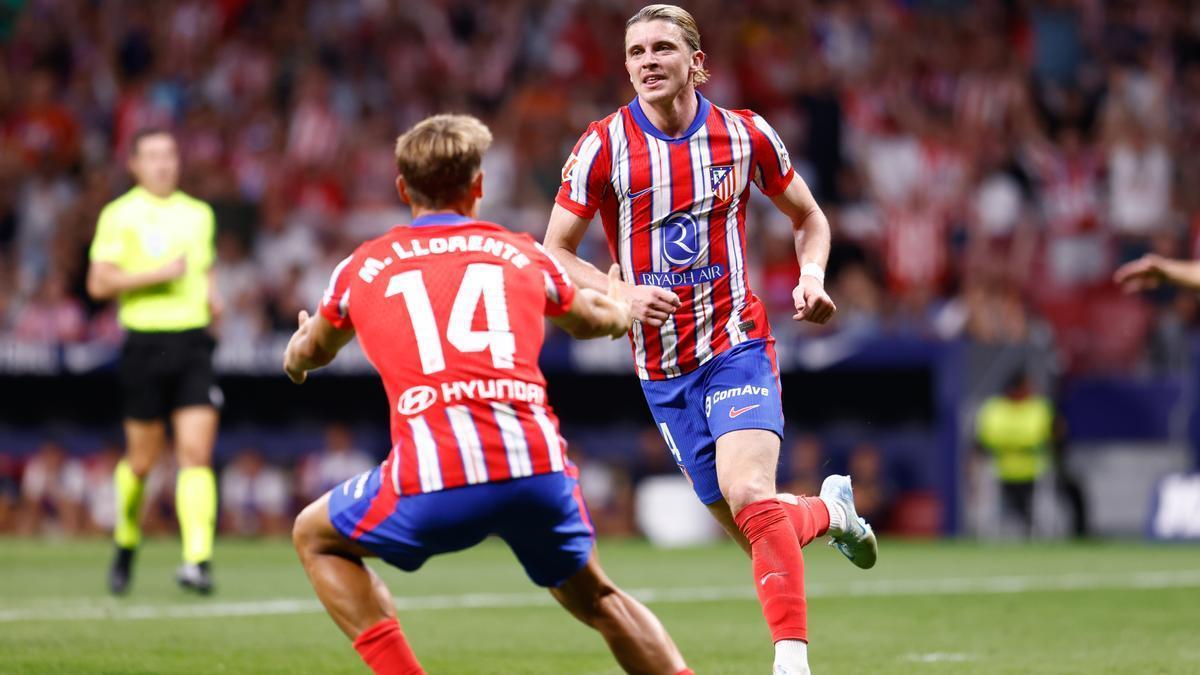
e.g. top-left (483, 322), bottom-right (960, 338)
top-left (780, 434), bottom-right (823, 498)
top-left (220, 448), bottom-right (290, 537)
top-left (0, 452), bottom-right (19, 533)
top-left (630, 426), bottom-right (680, 487)
top-left (0, 0), bottom-right (1196, 381)
top-left (570, 444), bottom-right (634, 537)
top-left (82, 440), bottom-right (121, 535)
top-left (975, 370), bottom-right (1054, 538)
top-left (846, 442), bottom-right (893, 530)
top-left (18, 440), bottom-right (85, 536)
top-left (296, 423), bottom-right (375, 504)
top-left (12, 271), bottom-right (85, 342)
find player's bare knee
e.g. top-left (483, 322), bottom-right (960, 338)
top-left (176, 444), bottom-right (210, 469)
top-left (724, 477), bottom-right (775, 516)
top-left (125, 454), bottom-right (156, 478)
top-left (292, 502), bottom-right (322, 559)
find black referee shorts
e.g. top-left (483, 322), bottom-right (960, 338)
top-left (120, 329), bottom-right (222, 421)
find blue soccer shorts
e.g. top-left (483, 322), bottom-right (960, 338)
top-left (640, 338), bottom-right (785, 505)
top-left (327, 464), bottom-right (594, 588)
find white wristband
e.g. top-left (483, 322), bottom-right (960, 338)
top-left (800, 263), bottom-right (825, 284)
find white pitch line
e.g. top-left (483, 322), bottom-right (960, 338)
top-left (2, 569), bottom-right (1199, 623)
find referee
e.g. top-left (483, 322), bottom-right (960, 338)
top-left (87, 128), bottom-right (222, 595)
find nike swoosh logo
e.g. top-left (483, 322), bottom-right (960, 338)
top-left (759, 571), bottom-right (788, 586)
top-left (729, 404), bottom-right (761, 419)
top-left (626, 186), bottom-right (654, 199)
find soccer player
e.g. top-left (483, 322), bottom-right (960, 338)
top-left (543, 5), bottom-right (878, 673)
top-left (286, 114), bottom-right (692, 675)
top-left (87, 128), bottom-right (222, 595)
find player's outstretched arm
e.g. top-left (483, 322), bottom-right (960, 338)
top-left (770, 174), bottom-right (837, 325)
top-left (1114, 254), bottom-right (1200, 292)
top-left (86, 257), bottom-right (187, 300)
top-left (544, 204), bottom-right (680, 327)
top-left (551, 264), bottom-right (634, 340)
top-left (283, 310), bottom-right (355, 384)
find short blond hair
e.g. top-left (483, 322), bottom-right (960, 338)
top-left (625, 4), bottom-right (709, 85)
top-left (394, 114), bottom-right (493, 208)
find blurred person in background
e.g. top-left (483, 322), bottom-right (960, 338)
top-left (295, 423), bottom-right (375, 505)
top-left (12, 270), bottom-right (85, 342)
top-left (975, 370), bottom-right (1054, 537)
top-left (86, 128), bottom-right (222, 595)
top-left (845, 442), bottom-right (893, 531)
top-left (570, 444), bottom-right (635, 537)
top-left (81, 441), bottom-right (122, 535)
top-left (18, 439), bottom-right (85, 536)
top-left (779, 435), bottom-right (824, 499)
top-left (0, 453), bottom-right (19, 532)
top-left (220, 448), bottom-right (291, 538)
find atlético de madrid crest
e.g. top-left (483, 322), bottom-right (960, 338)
top-left (709, 165), bottom-right (735, 202)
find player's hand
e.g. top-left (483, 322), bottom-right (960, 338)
top-left (792, 276), bottom-right (836, 324)
top-left (626, 281), bottom-right (680, 327)
top-left (283, 310), bottom-right (312, 385)
top-left (156, 256), bottom-right (187, 283)
top-left (604, 264), bottom-right (634, 338)
top-left (1113, 254), bottom-right (1165, 293)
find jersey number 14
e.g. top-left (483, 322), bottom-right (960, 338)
top-left (385, 263), bottom-right (517, 374)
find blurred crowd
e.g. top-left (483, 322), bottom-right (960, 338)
top-left (3, 0), bottom-right (1200, 376)
top-left (1, 423), bottom-right (377, 537)
top-left (4, 420), bottom-right (922, 538)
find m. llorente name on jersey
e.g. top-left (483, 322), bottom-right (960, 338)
top-left (357, 234), bottom-right (533, 283)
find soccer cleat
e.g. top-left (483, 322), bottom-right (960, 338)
top-left (819, 474), bottom-right (878, 570)
top-left (108, 546), bottom-right (136, 595)
top-left (176, 561), bottom-right (214, 595)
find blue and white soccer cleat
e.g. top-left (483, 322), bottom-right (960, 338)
top-left (819, 474), bottom-right (878, 570)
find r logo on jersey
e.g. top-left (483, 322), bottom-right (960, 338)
top-left (661, 211), bottom-right (700, 269)
top-left (709, 165), bottom-right (735, 203)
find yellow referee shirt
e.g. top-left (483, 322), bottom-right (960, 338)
top-left (89, 187), bottom-right (215, 332)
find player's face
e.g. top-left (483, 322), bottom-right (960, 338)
top-left (624, 20), bottom-right (702, 104)
top-left (129, 133), bottom-right (180, 196)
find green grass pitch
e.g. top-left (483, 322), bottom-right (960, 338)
top-left (2, 538), bottom-right (1199, 673)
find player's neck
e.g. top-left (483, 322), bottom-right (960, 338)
top-left (638, 87), bottom-right (699, 139)
top-left (138, 183), bottom-right (175, 199)
top-left (410, 204), bottom-right (476, 221)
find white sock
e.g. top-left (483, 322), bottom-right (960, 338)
top-left (774, 639), bottom-right (810, 673)
top-left (820, 496), bottom-right (847, 534)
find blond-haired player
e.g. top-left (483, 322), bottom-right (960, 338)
top-left (287, 114), bottom-right (693, 674)
top-left (544, 6), bottom-right (878, 673)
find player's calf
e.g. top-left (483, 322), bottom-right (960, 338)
top-left (293, 496), bottom-right (422, 674)
top-left (551, 552), bottom-right (691, 674)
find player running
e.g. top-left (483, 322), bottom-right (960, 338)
top-left (543, 5), bottom-right (877, 673)
top-left (286, 114), bottom-right (692, 675)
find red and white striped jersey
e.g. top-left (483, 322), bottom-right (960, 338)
top-left (555, 93), bottom-right (794, 380)
top-left (319, 215), bottom-right (576, 495)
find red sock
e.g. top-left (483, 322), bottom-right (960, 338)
top-left (780, 495), bottom-right (831, 548)
top-left (676, 670), bottom-right (695, 675)
top-left (734, 498), bottom-right (808, 642)
top-left (353, 618), bottom-right (424, 675)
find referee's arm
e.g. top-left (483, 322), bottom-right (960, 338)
top-left (86, 256), bottom-right (187, 301)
